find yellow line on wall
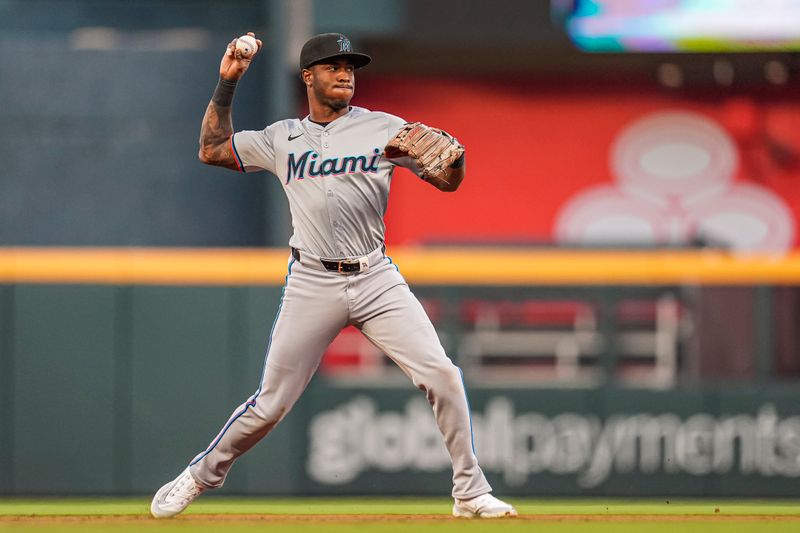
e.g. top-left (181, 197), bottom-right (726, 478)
top-left (1, 247), bottom-right (800, 285)
top-left (0, 248), bottom-right (291, 285)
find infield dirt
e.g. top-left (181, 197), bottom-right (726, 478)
top-left (1, 499), bottom-right (799, 533)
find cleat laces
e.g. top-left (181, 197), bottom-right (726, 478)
top-left (165, 472), bottom-right (203, 507)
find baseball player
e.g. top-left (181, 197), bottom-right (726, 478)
top-left (150, 32), bottom-right (516, 519)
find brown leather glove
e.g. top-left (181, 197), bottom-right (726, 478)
top-left (384, 122), bottom-right (465, 183)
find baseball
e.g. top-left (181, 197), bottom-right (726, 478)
top-left (235, 35), bottom-right (258, 57)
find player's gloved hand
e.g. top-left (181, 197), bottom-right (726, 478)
top-left (219, 32), bottom-right (263, 82)
top-left (384, 122), bottom-right (465, 183)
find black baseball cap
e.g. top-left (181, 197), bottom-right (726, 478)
top-left (299, 33), bottom-right (371, 70)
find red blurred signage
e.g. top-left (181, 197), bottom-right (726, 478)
top-left (356, 78), bottom-right (800, 253)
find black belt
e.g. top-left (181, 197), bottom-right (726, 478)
top-left (291, 247), bottom-right (363, 273)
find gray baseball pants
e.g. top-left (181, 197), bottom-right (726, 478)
top-left (188, 247), bottom-right (492, 499)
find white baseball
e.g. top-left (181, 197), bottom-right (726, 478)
top-left (235, 35), bottom-right (258, 57)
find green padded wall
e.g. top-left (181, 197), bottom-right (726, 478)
top-left (11, 285), bottom-right (116, 494)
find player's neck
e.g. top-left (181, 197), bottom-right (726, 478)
top-left (308, 101), bottom-right (351, 123)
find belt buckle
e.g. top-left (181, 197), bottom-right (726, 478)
top-left (338, 259), bottom-right (359, 273)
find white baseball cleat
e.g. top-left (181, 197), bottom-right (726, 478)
top-left (150, 467), bottom-right (206, 518)
top-left (453, 493), bottom-right (518, 518)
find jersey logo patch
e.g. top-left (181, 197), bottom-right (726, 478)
top-left (286, 149), bottom-right (381, 183)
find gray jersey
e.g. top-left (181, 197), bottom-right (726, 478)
top-left (231, 106), bottom-right (422, 259)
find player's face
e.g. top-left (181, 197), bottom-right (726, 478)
top-left (307, 60), bottom-right (355, 111)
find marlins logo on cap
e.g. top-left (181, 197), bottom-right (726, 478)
top-left (299, 33), bottom-right (371, 70)
top-left (337, 35), bottom-right (352, 53)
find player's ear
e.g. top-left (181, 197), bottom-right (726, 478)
top-left (301, 68), bottom-right (312, 87)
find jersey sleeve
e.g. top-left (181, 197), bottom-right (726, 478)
top-left (383, 113), bottom-right (425, 179)
top-left (230, 123), bottom-right (281, 173)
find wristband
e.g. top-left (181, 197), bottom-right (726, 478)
top-left (450, 152), bottom-right (465, 169)
top-left (212, 77), bottom-right (238, 107)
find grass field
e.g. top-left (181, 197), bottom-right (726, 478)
top-left (1, 498), bottom-right (798, 532)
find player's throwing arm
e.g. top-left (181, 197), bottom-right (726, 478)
top-left (197, 32), bottom-right (262, 170)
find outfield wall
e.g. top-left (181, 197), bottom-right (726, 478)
top-left (303, 386), bottom-right (800, 497)
top-left (1, 248), bottom-right (799, 496)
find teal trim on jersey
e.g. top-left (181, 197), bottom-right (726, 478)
top-left (189, 258), bottom-right (295, 467)
top-left (457, 366), bottom-right (476, 455)
top-left (386, 255), bottom-right (400, 272)
top-left (230, 134), bottom-right (246, 173)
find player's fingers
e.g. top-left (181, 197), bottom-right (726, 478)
top-left (255, 39), bottom-right (263, 50)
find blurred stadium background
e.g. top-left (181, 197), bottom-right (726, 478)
top-left (1, 0), bottom-right (800, 500)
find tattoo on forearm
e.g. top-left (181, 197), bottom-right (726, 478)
top-left (199, 102), bottom-right (238, 169)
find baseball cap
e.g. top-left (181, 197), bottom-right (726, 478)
top-left (299, 33), bottom-right (371, 70)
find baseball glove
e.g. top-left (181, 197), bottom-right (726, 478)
top-left (384, 122), bottom-right (464, 183)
